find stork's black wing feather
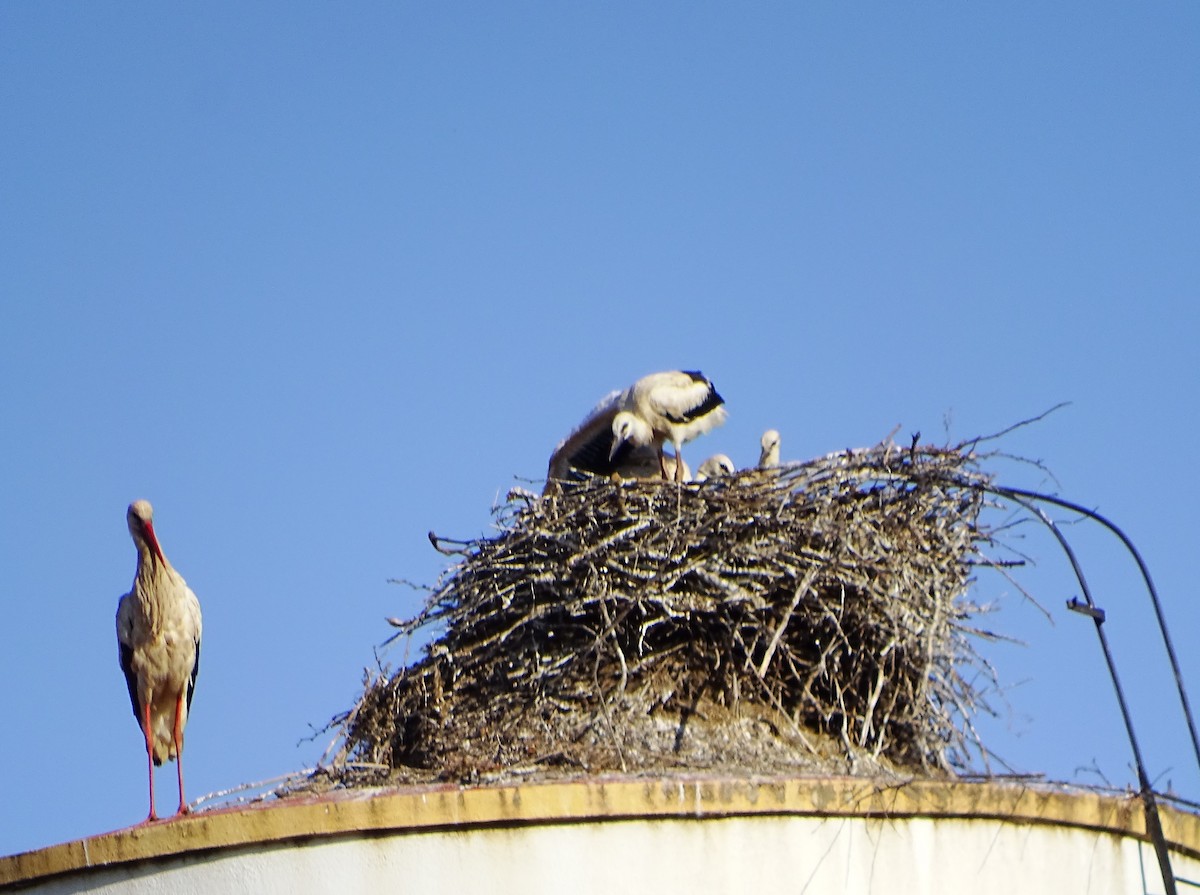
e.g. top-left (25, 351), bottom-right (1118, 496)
top-left (119, 641), bottom-right (142, 724)
top-left (690, 383), bottom-right (725, 418)
top-left (186, 635), bottom-right (200, 713)
top-left (547, 394), bottom-right (624, 482)
top-left (566, 426), bottom-right (631, 476)
top-left (664, 373), bottom-right (725, 424)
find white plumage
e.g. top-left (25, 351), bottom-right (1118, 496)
top-left (695, 454), bottom-right (736, 481)
top-left (620, 371), bottom-right (727, 481)
top-left (115, 500), bottom-right (202, 822)
top-left (759, 429), bottom-right (781, 468)
top-left (548, 371), bottom-right (726, 486)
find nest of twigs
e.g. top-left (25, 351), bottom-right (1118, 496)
top-left (333, 438), bottom-right (1010, 783)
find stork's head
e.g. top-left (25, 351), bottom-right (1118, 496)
top-left (609, 411), bottom-right (652, 459)
top-left (759, 429), bottom-right (781, 466)
top-left (696, 454), bottom-right (736, 481)
top-left (127, 499), bottom-right (166, 563)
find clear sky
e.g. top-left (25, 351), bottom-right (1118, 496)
top-left (2, 2), bottom-right (1198, 858)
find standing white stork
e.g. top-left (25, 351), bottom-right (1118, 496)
top-left (116, 500), bottom-right (203, 822)
top-left (613, 370), bottom-right (727, 482)
top-left (546, 371), bottom-right (727, 485)
top-left (758, 429), bottom-right (781, 468)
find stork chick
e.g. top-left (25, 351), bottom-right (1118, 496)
top-left (696, 454), bottom-right (737, 481)
top-left (759, 429), bottom-right (781, 468)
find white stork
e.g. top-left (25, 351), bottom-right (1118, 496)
top-left (615, 370), bottom-right (727, 482)
top-left (546, 371), bottom-right (727, 485)
top-left (115, 500), bottom-right (203, 822)
top-left (695, 454), bottom-right (736, 481)
top-left (758, 429), bottom-right (781, 468)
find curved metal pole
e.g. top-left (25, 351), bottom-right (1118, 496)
top-left (998, 495), bottom-right (1151, 775)
top-left (992, 485), bottom-right (1200, 777)
top-left (996, 491), bottom-right (1177, 895)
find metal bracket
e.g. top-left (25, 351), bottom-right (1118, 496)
top-left (1067, 596), bottom-right (1106, 623)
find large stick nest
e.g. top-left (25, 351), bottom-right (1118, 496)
top-left (335, 438), bottom-right (1010, 783)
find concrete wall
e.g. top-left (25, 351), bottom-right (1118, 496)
top-left (4, 777), bottom-right (1197, 894)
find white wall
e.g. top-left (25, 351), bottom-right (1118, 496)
top-left (28, 811), bottom-right (1191, 895)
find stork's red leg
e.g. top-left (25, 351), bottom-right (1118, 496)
top-left (658, 446), bottom-right (669, 480)
top-left (674, 446), bottom-right (685, 483)
top-left (173, 693), bottom-right (189, 815)
top-left (141, 700), bottom-right (157, 822)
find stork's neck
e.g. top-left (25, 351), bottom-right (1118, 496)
top-left (134, 543), bottom-right (176, 588)
top-left (131, 550), bottom-right (184, 633)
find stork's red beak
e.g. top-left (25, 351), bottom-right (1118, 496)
top-left (143, 521), bottom-right (167, 564)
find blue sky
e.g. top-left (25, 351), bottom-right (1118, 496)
top-left (2, 3), bottom-right (1198, 857)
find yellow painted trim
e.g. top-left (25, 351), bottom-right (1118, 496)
top-left (3, 776), bottom-right (1198, 888)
